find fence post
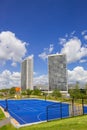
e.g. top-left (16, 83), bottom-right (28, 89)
top-left (45, 93), bottom-right (47, 101)
top-left (60, 102), bottom-right (62, 119)
top-left (72, 97), bottom-right (74, 116)
top-left (82, 98), bottom-right (84, 115)
top-left (4, 99), bottom-right (8, 111)
top-left (46, 106), bottom-right (48, 122)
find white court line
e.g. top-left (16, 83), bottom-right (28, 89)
top-left (0, 103), bottom-right (27, 124)
top-left (0, 103), bottom-right (5, 108)
top-left (37, 112), bottom-right (45, 121)
top-left (9, 110), bottom-right (27, 124)
top-left (23, 107), bottom-right (37, 112)
top-left (0, 101), bottom-right (47, 124)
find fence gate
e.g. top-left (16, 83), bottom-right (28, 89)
top-left (70, 98), bottom-right (84, 117)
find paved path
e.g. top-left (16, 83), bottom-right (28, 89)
top-left (0, 117), bottom-right (11, 127)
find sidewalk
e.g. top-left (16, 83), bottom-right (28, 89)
top-left (0, 117), bottom-right (11, 127)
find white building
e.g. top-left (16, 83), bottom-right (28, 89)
top-left (21, 56), bottom-right (33, 90)
top-left (48, 54), bottom-right (68, 92)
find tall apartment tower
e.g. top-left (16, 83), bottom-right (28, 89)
top-left (21, 56), bottom-right (33, 90)
top-left (48, 54), bottom-right (68, 91)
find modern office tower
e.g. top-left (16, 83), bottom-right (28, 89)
top-left (48, 54), bottom-right (68, 91)
top-left (21, 56), bottom-right (33, 90)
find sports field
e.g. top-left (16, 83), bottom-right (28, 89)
top-left (0, 99), bottom-right (69, 125)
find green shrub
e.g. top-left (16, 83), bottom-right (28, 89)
top-left (52, 89), bottom-right (61, 99)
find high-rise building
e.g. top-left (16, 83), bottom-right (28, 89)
top-left (21, 56), bottom-right (33, 90)
top-left (48, 54), bottom-right (68, 91)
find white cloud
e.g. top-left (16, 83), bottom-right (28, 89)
top-left (38, 44), bottom-right (54, 60)
top-left (61, 37), bottom-right (87, 63)
top-left (81, 30), bottom-right (87, 40)
top-left (0, 31), bottom-right (27, 66)
top-left (11, 62), bottom-right (17, 67)
top-left (33, 66), bottom-right (87, 86)
top-left (84, 35), bottom-right (87, 40)
top-left (0, 70), bottom-right (48, 89)
top-left (38, 52), bottom-right (48, 60)
top-left (0, 70), bottom-right (21, 89)
top-left (70, 31), bottom-right (76, 36)
top-left (49, 44), bottom-right (54, 53)
top-left (0, 66), bottom-right (87, 89)
top-left (28, 54), bottom-right (34, 59)
top-left (81, 30), bottom-right (87, 35)
top-left (59, 31), bottom-right (76, 46)
top-left (59, 38), bottom-right (66, 45)
top-left (33, 72), bottom-right (38, 76)
top-left (68, 66), bottom-right (87, 84)
top-left (34, 75), bottom-right (48, 85)
top-left (79, 59), bottom-right (87, 63)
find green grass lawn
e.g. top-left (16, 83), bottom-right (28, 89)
top-left (0, 108), bottom-right (5, 120)
top-left (1, 115), bottom-right (87, 130)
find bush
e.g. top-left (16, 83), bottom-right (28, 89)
top-left (9, 87), bottom-right (16, 95)
top-left (21, 90), bottom-right (27, 95)
top-left (52, 89), bottom-right (61, 99)
top-left (26, 89), bottom-right (32, 97)
top-left (69, 83), bottom-right (85, 99)
top-left (32, 89), bottom-right (41, 96)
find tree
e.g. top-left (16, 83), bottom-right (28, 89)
top-left (0, 89), bottom-right (9, 97)
top-left (32, 89), bottom-right (41, 96)
top-left (26, 89), bottom-right (32, 97)
top-left (52, 89), bottom-right (61, 99)
top-left (9, 87), bottom-right (16, 95)
top-left (85, 83), bottom-right (87, 95)
top-left (69, 82), bottom-right (83, 99)
top-left (21, 90), bottom-right (26, 96)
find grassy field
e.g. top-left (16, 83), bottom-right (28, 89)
top-left (0, 115), bottom-right (87, 130)
top-left (0, 108), bottom-right (6, 120)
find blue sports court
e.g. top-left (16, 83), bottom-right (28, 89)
top-left (0, 99), bottom-right (69, 125)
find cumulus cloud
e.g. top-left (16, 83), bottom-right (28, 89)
top-left (59, 31), bottom-right (76, 46)
top-left (0, 70), bottom-right (21, 89)
top-left (68, 66), bottom-right (87, 84)
top-left (0, 66), bottom-right (87, 89)
top-left (33, 66), bottom-right (87, 86)
top-left (34, 74), bottom-right (48, 85)
top-left (0, 70), bottom-right (48, 89)
top-left (60, 37), bottom-right (87, 63)
top-left (39, 32), bottom-right (87, 63)
top-left (38, 44), bottom-right (54, 60)
top-left (0, 31), bottom-right (27, 66)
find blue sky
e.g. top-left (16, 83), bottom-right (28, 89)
top-left (0, 0), bottom-right (87, 88)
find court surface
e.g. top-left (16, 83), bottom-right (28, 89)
top-left (0, 99), bottom-right (69, 125)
